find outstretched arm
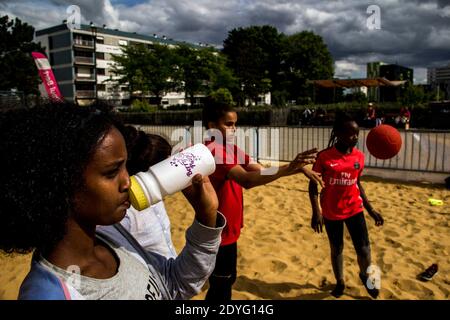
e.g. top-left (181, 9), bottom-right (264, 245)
top-left (244, 160), bottom-right (323, 187)
top-left (227, 148), bottom-right (318, 189)
top-left (244, 162), bottom-right (264, 172)
top-left (357, 178), bottom-right (384, 226)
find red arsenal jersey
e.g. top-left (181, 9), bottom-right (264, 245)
top-left (312, 146), bottom-right (364, 220)
top-left (205, 141), bottom-right (251, 245)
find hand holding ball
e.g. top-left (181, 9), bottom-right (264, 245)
top-left (366, 125), bottom-right (402, 160)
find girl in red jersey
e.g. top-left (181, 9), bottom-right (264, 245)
top-left (308, 112), bottom-right (384, 299)
top-left (203, 99), bottom-right (323, 301)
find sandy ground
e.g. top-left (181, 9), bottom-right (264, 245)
top-left (1, 172), bottom-right (449, 300)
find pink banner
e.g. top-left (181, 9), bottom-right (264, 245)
top-left (31, 52), bottom-right (63, 102)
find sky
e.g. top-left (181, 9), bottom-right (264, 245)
top-left (1, 0), bottom-right (450, 84)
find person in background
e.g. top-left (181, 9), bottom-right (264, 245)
top-left (400, 106), bottom-right (411, 130)
top-left (365, 102), bottom-right (377, 128)
top-left (302, 107), bottom-right (313, 126)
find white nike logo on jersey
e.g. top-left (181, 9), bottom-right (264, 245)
top-left (330, 163), bottom-right (338, 167)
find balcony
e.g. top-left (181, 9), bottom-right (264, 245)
top-left (75, 74), bottom-right (96, 82)
top-left (74, 56), bottom-right (94, 65)
top-left (76, 90), bottom-right (96, 98)
top-left (73, 39), bottom-right (94, 48)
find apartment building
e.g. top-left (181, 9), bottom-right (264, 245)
top-left (367, 62), bottom-right (413, 102)
top-left (35, 23), bottom-right (196, 106)
top-left (428, 64), bottom-right (450, 100)
top-left (366, 61), bottom-right (386, 101)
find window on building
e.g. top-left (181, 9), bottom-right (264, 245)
top-left (97, 84), bottom-right (106, 91)
top-left (76, 67), bottom-right (92, 75)
top-left (74, 35), bottom-right (94, 46)
top-left (96, 36), bottom-right (104, 44)
top-left (76, 84), bottom-right (95, 91)
top-left (97, 68), bottom-right (106, 76)
top-left (96, 52), bottom-right (105, 60)
top-left (74, 50), bottom-right (93, 58)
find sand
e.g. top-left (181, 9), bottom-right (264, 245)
top-left (1, 172), bottom-right (449, 300)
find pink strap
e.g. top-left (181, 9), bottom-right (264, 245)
top-left (58, 278), bottom-right (72, 300)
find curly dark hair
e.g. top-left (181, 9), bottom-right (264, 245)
top-left (202, 97), bottom-right (236, 129)
top-left (123, 126), bottom-right (172, 176)
top-left (0, 102), bottom-right (125, 254)
top-left (328, 112), bottom-right (356, 147)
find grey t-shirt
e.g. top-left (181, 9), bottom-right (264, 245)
top-left (38, 238), bottom-right (163, 300)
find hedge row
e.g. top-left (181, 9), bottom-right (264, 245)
top-left (117, 102), bottom-right (450, 129)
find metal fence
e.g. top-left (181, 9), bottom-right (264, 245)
top-left (135, 125), bottom-right (450, 174)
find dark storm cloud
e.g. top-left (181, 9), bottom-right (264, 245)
top-left (242, 2), bottom-right (297, 30)
top-left (321, 0), bottom-right (450, 71)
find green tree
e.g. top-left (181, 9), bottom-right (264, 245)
top-left (109, 44), bottom-right (146, 99)
top-left (343, 91), bottom-right (368, 104)
top-left (209, 88), bottom-right (235, 106)
top-left (209, 53), bottom-right (239, 95)
top-left (174, 45), bottom-right (214, 106)
top-left (223, 25), bottom-right (283, 106)
top-left (400, 84), bottom-right (425, 106)
top-left (281, 31), bottom-right (334, 103)
top-left (0, 15), bottom-right (45, 95)
top-left (174, 45), bottom-right (238, 106)
top-left (110, 43), bottom-right (180, 107)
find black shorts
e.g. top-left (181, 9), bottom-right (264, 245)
top-left (324, 212), bottom-right (370, 253)
top-left (212, 242), bottom-right (237, 278)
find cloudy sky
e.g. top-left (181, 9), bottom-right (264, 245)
top-left (1, 0), bottom-right (450, 83)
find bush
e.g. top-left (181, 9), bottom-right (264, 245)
top-left (271, 90), bottom-right (289, 107)
top-left (209, 88), bottom-right (235, 106)
top-left (343, 92), bottom-right (368, 104)
top-left (164, 104), bottom-right (202, 111)
top-left (117, 110), bottom-right (203, 125)
top-left (236, 108), bottom-right (271, 125)
top-left (129, 99), bottom-right (158, 112)
top-left (115, 101), bottom-right (447, 129)
top-left (296, 96), bottom-right (313, 105)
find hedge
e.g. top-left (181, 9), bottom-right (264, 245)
top-left (116, 102), bottom-right (449, 129)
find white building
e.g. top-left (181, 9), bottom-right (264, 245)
top-left (35, 23), bottom-right (202, 106)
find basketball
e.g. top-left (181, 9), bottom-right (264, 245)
top-left (366, 125), bottom-right (402, 160)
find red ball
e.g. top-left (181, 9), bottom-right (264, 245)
top-left (366, 125), bottom-right (402, 160)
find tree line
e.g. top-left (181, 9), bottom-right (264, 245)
top-left (1, 15), bottom-right (438, 109)
top-left (109, 25), bottom-right (335, 107)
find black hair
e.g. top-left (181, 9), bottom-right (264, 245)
top-left (202, 97), bottom-right (236, 129)
top-left (328, 112), bottom-right (357, 147)
top-left (0, 102), bottom-right (125, 254)
top-left (123, 126), bottom-right (172, 176)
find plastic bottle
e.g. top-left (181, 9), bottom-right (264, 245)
top-left (129, 143), bottom-right (216, 211)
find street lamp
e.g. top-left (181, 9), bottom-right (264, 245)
top-left (90, 22), bottom-right (98, 102)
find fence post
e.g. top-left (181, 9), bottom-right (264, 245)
top-left (256, 126), bottom-right (260, 163)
